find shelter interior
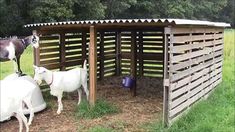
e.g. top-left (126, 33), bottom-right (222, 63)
top-left (30, 19), bottom-right (227, 125)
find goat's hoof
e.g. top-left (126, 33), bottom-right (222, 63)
top-left (57, 110), bottom-right (61, 114)
top-left (27, 122), bottom-right (31, 126)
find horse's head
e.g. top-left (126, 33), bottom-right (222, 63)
top-left (30, 35), bottom-right (39, 48)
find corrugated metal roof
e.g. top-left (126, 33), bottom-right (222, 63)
top-left (24, 19), bottom-right (230, 28)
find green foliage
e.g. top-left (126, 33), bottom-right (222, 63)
top-left (73, 0), bottom-right (105, 20)
top-left (30, 0), bottom-right (75, 22)
top-left (0, 0), bottom-right (234, 36)
top-left (75, 99), bottom-right (119, 119)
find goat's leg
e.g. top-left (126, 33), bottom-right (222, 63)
top-left (23, 98), bottom-right (34, 126)
top-left (82, 80), bottom-right (89, 101)
top-left (18, 106), bottom-right (29, 132)
top-left (77, 89), bottom-right (82, 105)
top-left (56, 92), bottom-right (63, 114)
top-left (14, 113), bottom-right (23, 132)
top-left (12, 58), bottom-right (18, 73)
top-left (16, 57), bottom-right (24, 76)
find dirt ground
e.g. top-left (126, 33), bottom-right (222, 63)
top-left (0, 76), bottom-right (163, 132)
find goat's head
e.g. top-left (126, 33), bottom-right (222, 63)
top-left (33, 65), bottom-right (47, 85)
top-left (30, 35), bottom-right (39, 48)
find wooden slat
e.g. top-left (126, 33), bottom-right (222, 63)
top-left (169, 74), bottom-right (221, 117)
top-left (171, 56), bottom-right (222, 82)
top-left (173, 33), bottom-right (223, 43)
top-left (66, 51), bottom-right (82, 56)
top-left (40, 47), bottom-right (60, 53)
top-left (40, 53), bottom-right (60, 59)
top-left (40, 36), bottom-right (59, 41)
top-left (40, 42), bottom-right (59, 47)
top-left (130, 31), bottom-right (137, 96)
top-left (65, 40), bottom-right (82, 45)
top-left (172, 51), bottom-right (223, 72)
top-left (171, 27), bottom-right (223, 34)
top-left (65, 45), bottom-right (82, 50)
top-left (171, 39), bottom-right (223, 53)
top-left (171, 49), bottom-right (211, 63)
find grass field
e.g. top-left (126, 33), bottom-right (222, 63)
top-left (0, 29), bottom-right (234, 131)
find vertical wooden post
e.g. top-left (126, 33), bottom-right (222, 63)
top-left (59, 32), bottom-right (66, 71)
top-left (130, 30), bottom-right (137, 96)
top-left (99, 31), bottom-right (104, 80)
top-left (82, 31), bottom-right (87, 63)
top-left (33, 30), bottom-right (40, 66)
top-left (115, 30), bottom-right (121, 76)
top-left (89, 25), bottom-right (97, 106)
top-left (138, 31), bottom-right (143, 76)
top-left (163, 27), bottom-right (170, 126)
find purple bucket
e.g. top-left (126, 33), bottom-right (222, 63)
top-left (122, 76), bottom-right (135, 88)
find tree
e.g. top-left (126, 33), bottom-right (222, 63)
top-left (73, 0), bottom-right (106, 20)
top-left (29, 0), bottom-right (75, 23)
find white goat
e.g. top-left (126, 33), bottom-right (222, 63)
top-left (33, 60), bottom-right (89, 114)
top-left (0, 79), bottom-right (35, 132)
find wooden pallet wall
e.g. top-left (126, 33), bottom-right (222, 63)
top-left (121, 30), bottom-right (164, 77)
top-left (166, 27), bottom-right (224, 124)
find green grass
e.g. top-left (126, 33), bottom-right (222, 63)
top-left (75, 99), bottom-right (119, 119)
top-left (0, 47), bottom-right (34, 79)
top-left (86, 126), bottom-right (114, 132)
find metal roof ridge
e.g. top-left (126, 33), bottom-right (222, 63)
top-left (24, 18), bottom-right (231, 28)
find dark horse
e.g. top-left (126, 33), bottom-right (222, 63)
top-left (0, 35), bottom-right (39, 76)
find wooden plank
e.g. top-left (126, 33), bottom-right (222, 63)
top-left (130, 31), bottom-right (137, 96)
top-left (65, 34), bottom-right (82, 39)
top-left (34, 40), bottom-right (40, 66)
top-left (171, 39), bottom-right (223, 53)
top-left (173, 33), bottom-right (223, 43)
top-left (172, 51), bottom-right (222, 72)
top-left (171, 49), bottom-right (210, 63)
top-left (40, 47), bottom-right (60, 53)
top-left (171, 58), bottom-right (223, 82)
top-left (138, 31), bottom-right (144, 76)
top-left (115, 31), bottom-right (121, 76)
top-left (59, 33), bottom-right (66, 71)
top-left (99, 31), bottom-right (104, 80)
top-left (40, 35), bottom-right (59, 41)
top-left (40, 42), bottom-right (59, 47)
top-left (169, 74), bottom-right (221, 117)
top-left (40, 53), bottom-right (60, 59)
top-left (89, 25), bottom-right (97, 106)
top-left (171, 27), bottom-right (223, 34)
top-left (163, 27), bottom-right (170, 126)
top-left (66, 51), bottom-right (82, 56)
top-left (65, 45), bottom-right (82, 50)
top-left (82, 31), bottom-right (87, 62)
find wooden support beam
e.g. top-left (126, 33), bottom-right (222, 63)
top-left (163, 27), bottom-right (170, 126)
top-left (99, 31), bottom-right (104, 80)
top-left (130, 31), bottom-right (137, 96)
top-left (115, 31), bottom-right (121, 76)
top-left (82, 31), bottom-right (87, 62)
top-left (138, 31), bottom-right (143, 76)
top-left (33, 30), bottom-right (40, 66)
top-left (89, 25), bottom-right (97, 106)
top-left (59, 32), bottom-right (66, 71)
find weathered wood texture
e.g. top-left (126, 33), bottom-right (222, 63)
top-left (121, 30), bottom-right (164, 77)
top-left (166, 27), bottom-right (224, 125)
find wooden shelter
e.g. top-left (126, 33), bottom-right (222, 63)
top-left (25, 19), bottom-right (230, 125)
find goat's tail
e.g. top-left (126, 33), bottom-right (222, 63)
top-left (83, 59), bottom-right (87, 71)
